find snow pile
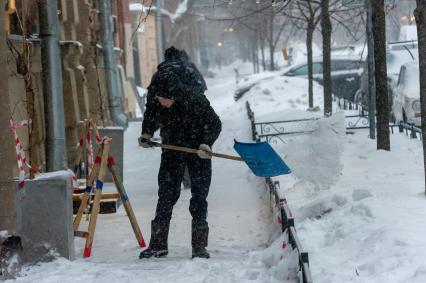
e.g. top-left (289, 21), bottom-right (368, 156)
top-left (278, 131), bottom-right (426, 283)
top-left (275, 112), bottom-right (345, 190)
top-left (236, 75), bottom-right (324, 118)
top-left (261, 233), bottom-right (299, 282)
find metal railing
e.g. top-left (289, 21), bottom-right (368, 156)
top-left (246, 101), bottom-right (313, 283)
top-left (399, 122), bottom-right (422, 139)
top-left (334, 95), bottom-right (366, 113)
top-left (255, 117), bottom-right (319, 143)
top-left (247, 101), bottom-right (319, 144)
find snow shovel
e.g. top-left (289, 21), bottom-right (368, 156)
top-left (147, 140), bottom-right (291, 177)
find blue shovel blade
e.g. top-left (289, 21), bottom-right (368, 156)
top-left (233, 140), bottom-right (291, 177)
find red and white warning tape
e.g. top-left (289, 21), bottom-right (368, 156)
top-left (96, 136), bottom-right (112, 145)
top-left (10, 120), bottom-right (82, 190)
top-left (9, 120), bottom-right (32, 188)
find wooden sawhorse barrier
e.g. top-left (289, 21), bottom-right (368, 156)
top-left (73, 123), bottom-right (146, 257)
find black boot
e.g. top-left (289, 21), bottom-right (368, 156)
top-left (191, 220), bottom-right (210, 259)
top-left (139, 248), bottom-right (168, 259)
top-left (192, 247), bottom-right (210, 259)
top-left (139, 220), bottom-right (170, 259)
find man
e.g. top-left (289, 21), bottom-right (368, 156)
top-left (138, 46), bottom-right (222, 259)
top-left (179, 49), bottom-right (207, 190)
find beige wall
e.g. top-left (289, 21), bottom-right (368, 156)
top-left (7, 39), bottom-right (46, 173)
top-left (135, 14), bottom-right (158, 88)
top-left (121, 23), bottom-right (138, 117)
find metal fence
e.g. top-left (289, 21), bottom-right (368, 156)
top-left (246, 101), bottom-right (318, 144)
top-left (246, 101), bottom-right (313, 283)
top-left (399, 122), bottom-right (422, 139)
top-left (334, 95), bottom-right (366, 112)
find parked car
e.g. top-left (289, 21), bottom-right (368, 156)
top-left (282, 56), bottom-right (364, 101)
top-left (353, 63), bottom-right (395, 112)
top-left (354, 40), bottom-right (418, 110)
top-left (391, 62), bottom-right (421, 126)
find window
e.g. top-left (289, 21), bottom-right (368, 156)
top-left (331, 60), bottom-right (363, 72)
top-left (292, 65), bottom-right (308, 76)
top-left (291, 63), bottom-right (322, 76)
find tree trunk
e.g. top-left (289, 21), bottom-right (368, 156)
top-left (306, 21), bottom-right (314, 108)
top-left (269, 45), bottom-right (275, 71)
top-left (261, 39), bottom-right (266, 71)
top-left (253, 32), bottom-right (259, 73)
top-left (372, 0), bottom-right (390, 150)
top-left (250, 39), bottom-right (256, 73)
top-left (415, 0), bottom-right (426, 194)
top-left (268, 13), bottom-right (275, 71)
top-left (321, 0), bottom-right (332, 116)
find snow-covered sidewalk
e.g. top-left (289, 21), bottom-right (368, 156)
top-left (7, 63), bottom-right (287, 283)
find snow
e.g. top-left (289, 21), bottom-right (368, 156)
top-left (399, 25), bottom-right (418, 41)
top-left (32, 170), bottom-right (73, 180)
top-left (136, 86), bottom-right (147, 98)
top-left (171, 0), bottom-right (189, 22)
top-left (6, 60), bottom-right (426, 283)
top-left (278, 132), bottom-right (426, 283)
top-left (273, 112), bottom-right (346, 190)
top-left (387, 44), bottom-right (419, 77)
top-left (287, 42), bottom-right (321, 66)
top-left (129, 1), bottom-right (189, 23)
top-left (401, 62), bottom-right (420, 98)
top-left (0, 230), bottom-right (10, 238)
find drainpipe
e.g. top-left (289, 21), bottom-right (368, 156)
top-left (39, 0), bottom-right (67, 171)
top-left (99, 0), bottom-right (128, 129)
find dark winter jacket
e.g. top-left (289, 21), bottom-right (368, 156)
top-left (142, 58), bottom-right (221, 148)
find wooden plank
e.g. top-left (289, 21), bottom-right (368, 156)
top-left (84, 142), bottom-right (110, 258)
top-left (73, 192), bottom-right (119, 201)
top-left (73, 146), bottom-right (102, 231)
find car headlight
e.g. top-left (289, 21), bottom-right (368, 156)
top-left (412, 100), bottom-right (421, 112)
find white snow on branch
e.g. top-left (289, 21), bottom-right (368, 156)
top-left (171, 0), bottom-right (189, 22)
top-left (129, 0), bottom-right (189, 24)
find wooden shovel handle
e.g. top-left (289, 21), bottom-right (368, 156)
top-left (149, 142), bottom-right (243, 162)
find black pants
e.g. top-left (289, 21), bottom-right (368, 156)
top-left (150, 150), bottom-right (211, 249)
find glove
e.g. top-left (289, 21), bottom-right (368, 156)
top-left (138, 133), bottom-right (153, 148)
top-left (197, 144), bottom-right (212, 159)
